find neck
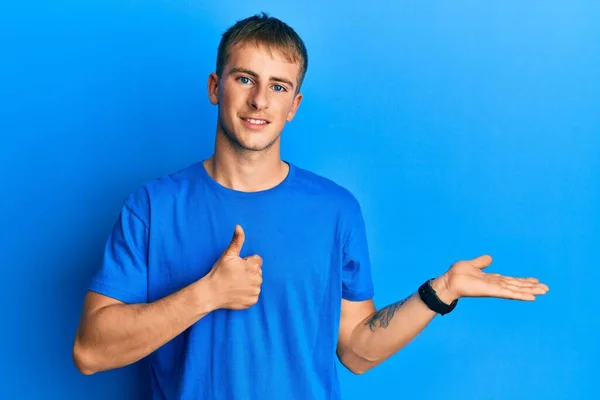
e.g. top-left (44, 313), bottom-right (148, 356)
top-left (204, 132), bottom-right (289, 193)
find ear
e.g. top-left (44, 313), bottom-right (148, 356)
top-left (286, 92), bottom-right (303, 122)
top-left (208, 72), bottom-right (220, 105)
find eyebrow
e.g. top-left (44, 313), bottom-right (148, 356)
top-left (228, 67), bottom-right (295, 90)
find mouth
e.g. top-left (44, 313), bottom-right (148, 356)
top-left (240, 116), bottom-right (271, 130)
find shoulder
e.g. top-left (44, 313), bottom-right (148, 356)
top-left (290, 163), bottom-right (369, 246)
top-left (290, 163), bottom-right (363, 214)
top-left (122, 162), bottom-right (203, 224)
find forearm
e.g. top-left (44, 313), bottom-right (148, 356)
top-left (345, 276), bottom-right (455, 372)
top-left (73, 276), bottom-right (217, 374)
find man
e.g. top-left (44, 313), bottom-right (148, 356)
top-left (72, 12), bottom-right (549, 400)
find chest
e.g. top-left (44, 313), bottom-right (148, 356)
top-left (147, 203), bottom-right (343, 303)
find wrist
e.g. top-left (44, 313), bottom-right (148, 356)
top-left (192, 275), bottom-right (221, 315)
top-left (431, 274), bottom-right (459, 305)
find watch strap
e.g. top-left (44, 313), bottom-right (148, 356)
top-left (418, 278), bottom-right (458, 316)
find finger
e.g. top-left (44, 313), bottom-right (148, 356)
top-left (491, 285), bottom-right (537, 301)
top-left (493, 281), bottom-right (548, 300)
top-left (245, 254), bottom-right (263, 265)
top-left (513, 281), bottom-right (549, 292)
top-left (496, 274), bottom-right (538, 282)
top-left (504, 276), bottom-right (540, 284)
top-left (491, 277), bottom-right (540, 290)
top-left (244, 255), bottom-right (263, 274)
top-left (470, 255), bottom-right (493, 269)
top-left (500, 277), bottom-right (535, 287)
top-left (487, 273), bottom-right (541, 285)
top-left (505, 283), bottom-right (548, 295)
top-left (499, 277), bottom-right (548, 291)
top-left (225, 225), bottom-right (245, 257)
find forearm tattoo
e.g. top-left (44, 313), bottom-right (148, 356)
top-left (364, 296), bottom-right (411, 331)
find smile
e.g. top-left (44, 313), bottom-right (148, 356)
top-left (242, 118), bottom-right (269, 125)
top-left (240, 117), bottom-right (271, 131)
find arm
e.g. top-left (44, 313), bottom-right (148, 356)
top-left (73, 225), bottom-right (262, 375)
top-left (73, 277), bottom-right (217, 375)
top-left (336, 278), bottom-right (444, 375)
top-left (337, 255), bottom-right (549, 374)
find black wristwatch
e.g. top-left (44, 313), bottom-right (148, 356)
top-left (418, 279), bottom-right (458, 316)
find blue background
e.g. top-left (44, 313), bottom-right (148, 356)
top-left (1, 1), bottom-right (598, 399)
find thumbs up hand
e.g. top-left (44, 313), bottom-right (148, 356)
top-left (206, 225), bottom-right (263, 310)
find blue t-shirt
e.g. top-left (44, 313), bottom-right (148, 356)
top-left (89, 160), bottom-right (375, 400)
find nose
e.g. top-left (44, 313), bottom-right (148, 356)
top-left (248, 85), bottom-right (269, 111)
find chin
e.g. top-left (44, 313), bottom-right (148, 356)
top-left (238, 137), bottom-right (280, 152)
top-left (227, 130), bottom-right (281, 152)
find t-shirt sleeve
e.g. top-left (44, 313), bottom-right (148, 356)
top-left (88, 198), bottom-right (149, 304)
top-left (341, 198), bottom-right (375, 301)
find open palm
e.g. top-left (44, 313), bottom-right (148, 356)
top-left (446, 255), bottom-right (549, 301)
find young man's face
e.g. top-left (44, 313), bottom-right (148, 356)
top-left (208, 42), bottom-right (303, 152)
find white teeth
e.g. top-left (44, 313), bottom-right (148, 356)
top-left (246, 118), bottom-right (267, 125)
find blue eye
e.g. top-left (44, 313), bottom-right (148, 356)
top-left (273, 85), bottom-right (285, 92)
top-left (239, 76), bottom-right (250, 84)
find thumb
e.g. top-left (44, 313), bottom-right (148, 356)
top-left (470, 254), bottom-right (492, 269)
top-left (225, 225), bottom-right (245, 257)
